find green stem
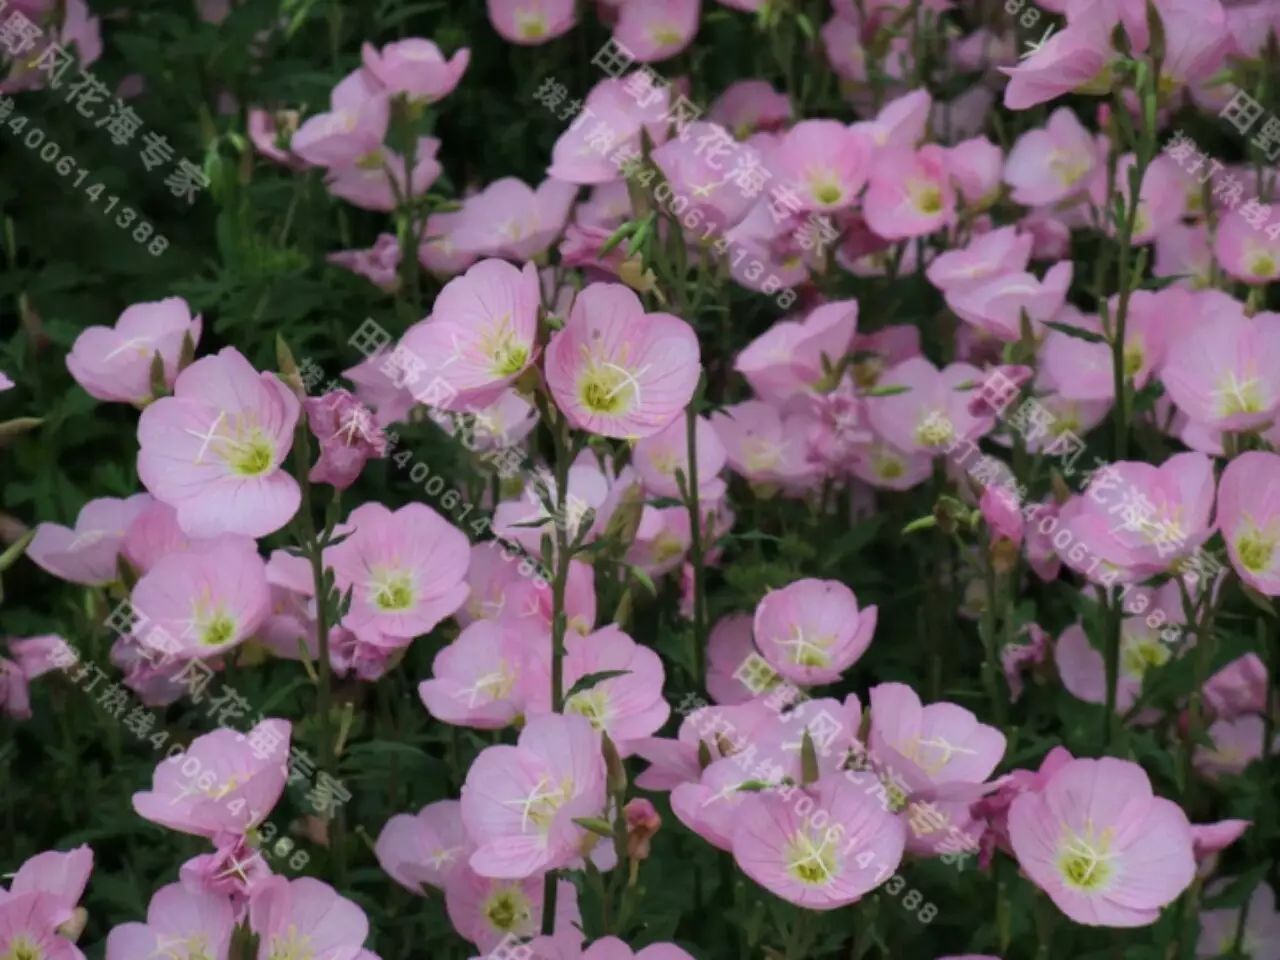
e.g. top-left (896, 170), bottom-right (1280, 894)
top-left (684, 396), bottom-right (708, 691)
top-left (1103, 588), bottom-right (1121, 749)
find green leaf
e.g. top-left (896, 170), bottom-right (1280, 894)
top-left (863, 384), bottom-right (910, 397)
top-left (1042, 320), bottom-right (1107, 344)
top-left (800, 729), bottom-right (819, 785)
top-left (573, 816), bottom-right (615, 838)
top-left (565, 669), bottom-right (630, 700)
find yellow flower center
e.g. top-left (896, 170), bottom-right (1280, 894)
top-left (579, 360), bottom-right (640, 416)
top-left (1057, 826), bottom-right (1115, 892)
top-left (370, 569), bottom-right (415, 611)
top-left (267, 924), bottom-right (316, 960)
top-left (484, 886), bottom-right (532, 932)
top-left (1236, 523), bottom-right (1276, 573)
top-left (914, 411), bottom-right (954, 449)
top-left (516, 10), bottom-right (548, 38)
top-left (784, 829), bottom-right (839, 886)
top-left (201, 612), bottom-right (237, 647)
top-left (1120, 634), bottom-right (1170, 681)
top-left (4, 937), bottom-right (42, 960)
top-left (1249, 251), bottom-right (1277, 278)
top-left (811, 177), bottom-right (842, 206)
top-left (566, 687), bottom-right (610, 730)
top-left (1215, 370), bottom-right (1266, 418)
top-left (1123, 341), bottom-right (1144, 378)
top-left (649, 23), bottom-right (683, 46)
top-left (911, 181), bottom-right (943, 215)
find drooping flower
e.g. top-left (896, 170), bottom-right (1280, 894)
top-left (132, 718), bottom-right (291, 838)
top-left (753, 579), bottom-right (876, 686)
top-left (1204, 653), bottom-right (1270, 720)
top-left (399, 259), bottom-right (541, 411)
top-left (66, 297), bottom-right (202, 405)
top-left (327, 233), bottom-right (402, 291)
top-left (1194, 714), bottom-right (1271, 779)
top-left (460, 713), bottom-right (607, 878)
top-left (708, 80), bottom-right (791, 139)
top-left (0, 846), bottom-right (93, 925)
top-left (731, 772), bottom-right (907, 910)
top-left (545, 283), bottom-right (700, 440)
top-left (360, 38), bottom-right (469, 102)
top-left (105, 883), bottom-right (235, 960)
top-left (304, 388), bottom-right (389, 490)
top-left (375, 800), bottom-right (474, 895)
top-left (1008, 756), bottom-right (1195, 926)
top-left (325, 136), bottom-right (443, 212)
top-left (1000, 18), bottom-right (1116, 111)
top-left (129, 539), bottom-right (270, 659)
top-left (651, 122), bottom-right (761, 235)
top-left (734, 299), bottom-right (859, 403)
top-left (137, 347), bottom-right (301, 539)
top-left (945, 262), bottom-right (1073, 342)
top-left (488, 0), bottom-right (576, 44)
top-left (28, 494), bottom-right (151, 586)
top-left (178, 832), bottom-right (273, 902)
top-left (327, 502), bottom-right (471, 639)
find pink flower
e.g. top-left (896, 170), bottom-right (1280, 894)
top-left (821, 13), bottom-right (868, 81)
top-left (130, 539), bottom-right (270, 659)
top-left (132, 718), bottom-right (291, 838)
top-left (376, 800), bottom-right (473, 894)
top-left (705, 613), bottom-right (760, 704)
top-left (290, 68), bottom-right (389, 168)
top-left (450, 178), bottom-right (577, 261)
top-left (105, 883), bottom-right (235, 960)
top-left (0, 895), bottom-right (84, 960)
top-left (1218, 452), bottom-right (1280, 595)
top-left (1197, 882), bottom-right (1280, 958)
top-left (1195, 715), bottom-right (1271, 779)
top-left (328, 502), bottom-right (471, 638)
top-left (632, 414), bottom-right (726, 499)
top-left (623, 799), bottom-right (662, 861)
top-left (1154, 223), bottom-right (1212, 289)
top-left (459, 543), bottom-right (591, 633)
top-left (361, 38), bottom-right (469, 102)
top-left (652, 122), bottom-right (761, 234)
top-left (1003, 108), bottom-right (1098, 207)
top-left (1190, 818), bottom-right (1250, 866)
top-left (945, 261), bottom-right (1073, 341)
top-left (445, 868), bottom-right (579, 953)
top-left (1215, 208), bottom-right (1280, 285)
top-left (1000, 19), bottom-right (1115, 111)
top-left (304, 388), bottom-right (388, 489)
top-left (583, 939), bottom-right (693, 960)
top-left (753, 578), bottom-right (876, 685)
top-left (327, 233), bottom-right (401, 291)
top-left (613, 0), bottom-right (700, 62)
top-left (708, 80), bottom-right (791, 139)
top-left (853, 88), bottom-right (933, 151)
top-left (866, 358), bottom-right (995, 456)
top-left (325, 136), bottom-right (442, 211)
top-left (971, 747), bottom-right (1074, 865)
top-left (867, 682), bottom-right (1006, 802)
top-left (1009, 756), bottom-right (1195, 926)
top-left (769, 120), bottom-right (873, 213)
top-left (488, 0), bottom-right (576, 43)
top-left (545, 283), bottom-right (700, 440)
top-left (460, 713), bottom-right (607, 878)
top-left (1204, 653), bottom-right (1270, 720)
top-left (248, 107), bottom-right (304, 170)
top-left (1163, 313), bottom-right (1280, 431)
top-left (1054, 614), bottom-right (1179, 713)
top-left (120, 498), bottom-right (254, 576)
top-left (137, 347), bottom-right (300, 539)
top-left (735, 300), bottom-right (859, 403)
top-left (400, 260), bottom-right (541, 411)
top-left (926, 227), bottom-right (1034, 293)
top-left (66, 297), bottom-right (202, 405)
top-left (419, 620), bottom-right (531, 729)
top-left (1001, 623), bottom-right (1049, 702)
top-left (526, 625), bottom-right (669, 749)
top-left (28, 494), bottom-right (150, 586)
top-left (945, 136), bottom-right (1004, 209)
top-left (249, 876), bottom-right (379, 958)
top-left (0, 846), bottom-right (93, 925)
top-left (178, 833), bottom-right (273, 902)
top-left (731, 772), bottom-right (907, 910)
top-left (1158, 0), bottom-right (1230, 88)
top-left (711, 401), bottom-right (816, 487)
top-left (548, 77), bottom-right (671, 185)
top-left (863, 145), bottom-right (957, 240)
